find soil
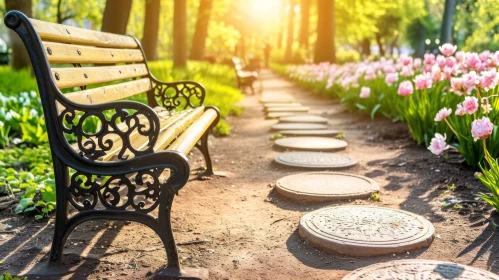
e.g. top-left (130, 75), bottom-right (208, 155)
top-left (0, 70), bottom-right (498, 280)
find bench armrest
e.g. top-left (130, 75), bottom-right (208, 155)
top-left (151, 78), bottom-right (206, 111)
top-left (58, 99), bottom-right (161, 161)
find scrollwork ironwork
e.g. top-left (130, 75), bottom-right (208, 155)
top-left (152, 81), bottom-right (206, 111)
top-left (68, 168), bottom-right (169, 213)
top-left (58, 101), bottom-right (160, 161)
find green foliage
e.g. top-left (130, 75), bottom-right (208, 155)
top-left (476, 152), bottom-right (499, 212)
top-left (0, 145), bottom-right (54, 219)
top-left (0, 272), bottom-right (27, 280)
top-left (0, 68), bottom-right (39, 94)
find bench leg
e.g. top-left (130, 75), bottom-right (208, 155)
top-left (195, 131), bottom-right (215, 177)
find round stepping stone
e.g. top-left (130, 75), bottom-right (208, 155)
top-left (274, 137), bottom-right (347, 151)
top-left (275, 172), bottom-right (379, 202)
top-left (278, 129), bottom-right (340, 137)
top-left (274, 152), bottom-right (357, 169)
top-left (271, 123), bottom-right (328, 131)
top-left (267, 107), bottom-right (309, 113)
top-left (299, 206), bottom-right (435, 257)
top-left (342, 259), bottom-right (499, 280)
top-left (279, 115), bottom-right (328, 124)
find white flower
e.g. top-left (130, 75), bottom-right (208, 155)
top-left (5, 112), bottom-right (12, 121)
top-left (0, 121), bottom-right (4, 128)
top-left (29, 109), bottom-right (38, 118)
top-left (30, 91), bottom-right (37, 98)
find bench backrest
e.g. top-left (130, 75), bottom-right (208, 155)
top-left (31, 18), bottom-right (152, 106)
top-left (232, 57), bottom-right (246, 72)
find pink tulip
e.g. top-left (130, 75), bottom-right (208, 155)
top-left (397, 81), bottom-right (414, 96)
top-left (431, 65), bottom-right (442, 82)
top-left (424, 53), bottom-right (436, 65)
top-left (445, 57), bottom-right (456, 68)
top-left (463, 96), bottom-right (479, 115)
top-left (455, 103), bottom-right (465, 116)
top-left (466, 53), bottom-right (481, 70)
top-left (455, 51), bottom-right (465, 64)
top-left (414, 58), bottom-right (422, 68)
top-left (439, 43), bottom-right (457, 56)
top-left (400, 66), bottom-right (414, 77)
top-left (451, 77), bottom-right (465, 95)
top-left (360, 86), bottom-right (371, 98)
top-left (471, 116), bottom-right (494, 141)
top-left (436, 55), bottom-right (447, 68)
top-left (480, 69), bottom-right (498, 90)
top-left (385, 72), bottom-right (399, 86)
top-left (434, 107), bottom-right (452, 122)
top-left (462, 71), bottom-right (479, 92)
top-left (428, 133), bottom-right (450, 155)
top-left (480, 50), bottom-right (491, 62)
top-left (414, 73), bottom-right (433, 90)
top-left (384, 65), bottom-right (396, 74)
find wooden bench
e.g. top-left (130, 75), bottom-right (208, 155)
top-left (5, 10), bottom-right (219, 279)
top-left (232, 57), bottom-right (258, 94)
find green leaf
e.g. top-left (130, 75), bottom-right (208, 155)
top-left (370, 104), bottom-right (382, 120)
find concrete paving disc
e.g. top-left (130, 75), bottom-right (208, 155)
top-left (279, 115), bottom-right (328, 124)
top-left (267, 112), bottom-right (308, 119)
top-left (299, 206), bottom-right (435, 257)
top-left (274, 137), bottom-right (347, 151)
top-left (275, 172), bottom-right (379, 202)
top-left (264, 103), bottom-right (302, 108)
top-left (342, 259), bottom-right (499, 280)
top-left (274, 152), bottom-right (357, 169)
top-left (278, 129), bottom-right (340, 137)
top-left (267, 107), bottom-right (310, 113)
top-left (271, 123), bottom-right (328, 131)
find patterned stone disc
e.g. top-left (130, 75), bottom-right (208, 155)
top-left (278, 129), bottom-right (340, 137)
top-left (274, 152), bottom-right (357, 169)
top-left (279, 115), bottom-right (328, 124)
top-left (342, 259), bottom-right (499, 280)
top-left (267, 107), bottom-right (310, 113)
top-left (275, 172), bottom-right (379, 202)
top-left (267, 112), bottom-right (308, 119)
top-left (274, 137), bottom-right (347, 151)
top-left (271, 123), bottom-right (328, 131)
top-left (299, 206), bottom-right (435, 257)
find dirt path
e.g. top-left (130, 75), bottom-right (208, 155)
top-left (0, 70), bottom-right (498, 280)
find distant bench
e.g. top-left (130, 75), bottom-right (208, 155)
top-left (232, 57), bottom-right (258, 94)
top-left (5, 10), bottom-right (219, 278)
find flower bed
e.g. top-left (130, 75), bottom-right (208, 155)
top-left (280, 45), bottom-right (499, 168)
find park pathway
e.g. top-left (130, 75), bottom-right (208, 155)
top-left (3, 69), bottom-right (496, 280)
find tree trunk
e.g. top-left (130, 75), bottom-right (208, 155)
top-left (173, 0), bottom-right (187, 68)
top-left (5, 0), bottom-right (32, 70)
top-left (276, 2), bottom-right (286, 49)
top-left (361, 38), bottom-right (371, 57)
top-left (415, 21), bottom-right (426, 58)
top-left (101, 0), bottom-right (132, 34)
top-left (190, 0), bottom-right (212, 61)
top-left (313, 0), bottom-right (335, 63)
top-left (284, 0), bottom-right (296, 62)
top-left (298, 0), bottom-right (310, 50)
top-left (375, 34), bottom-right (385, 57)
top-left (142, 0), bottom-right (161, 61)
top-left (440, 0), bottom-right (456, 43)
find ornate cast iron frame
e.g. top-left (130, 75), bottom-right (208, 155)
top-left (4, 10), bottom-right (219, 278)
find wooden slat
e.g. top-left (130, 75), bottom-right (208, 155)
top-left (169, 109), bottom-right (218, 155)
top-left (153, 107), bottom-right (205, 152)
top-left (64, 78), bottom-right (152, 105)
top-left (31, 18), bottom-right (138, 49)
top-left (43, 42), bottom-right (144, 64)
top-left (53, 64), bottom-right (149, 89)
